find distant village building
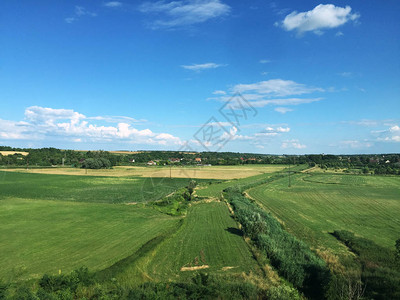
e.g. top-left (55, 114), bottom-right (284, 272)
top-left (195, 158), bottom-right (202, 162)
top-left (169, 158), bottom-right (181, 163)
top-left (130, 159), bottom-right (135, 163)
top-left (147, 161), bottom-right (156, 166)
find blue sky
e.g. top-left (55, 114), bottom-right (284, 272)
top-left (0, 1), bottom-right (399, 154)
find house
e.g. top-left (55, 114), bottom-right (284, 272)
top-left (169, 158), bottom-right (181, 163)
top-left (195, 158), bottom-right (202, 162)
top-left (147, 161), bottom-right (156, 166)
top-left (130, 159), bottom-right (135, 163)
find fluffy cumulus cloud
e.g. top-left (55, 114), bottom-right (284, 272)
top-left (376, 125), bottom-right (400, 142)
top-left (277, 4), bottom-right (360, 35)
top-left (181, 62), bottom-right (226, 71)
top-left (0, 106), bottom-right (182, 146)
top-left (139, 0), bottom-right (231, 29)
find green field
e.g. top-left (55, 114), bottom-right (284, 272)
top-left (142, 202), bottom-right (259, 280)
top-left (247, 173), bottom-right (400, 255)
top-left (196, 164), bottom-right (305, 198)
top-left (0, 171), bottom-right (196, 203)
top-left (0, 197), bottom-right (179, 281)
top-left (0, 171), bottom-right (260, 284)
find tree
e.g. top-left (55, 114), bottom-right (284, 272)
top-left (187, 180), bottom-right (197, 198)
top-left (396, 238), bottom-right (400, 263)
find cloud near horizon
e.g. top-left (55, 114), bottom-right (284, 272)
top-left (0, 106), bottom-right (182, 146)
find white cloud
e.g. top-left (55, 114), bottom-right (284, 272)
top-left (104, 1), bottom-right (122, 7)
top-left (339, 72), bottom-right (352, 77)
top-left (276, 126), bottom-right (290, 133)
top-left (375, 125), bottom-right (400, 143)
top-left (275, 107), bottom-right (293, 114)
top-left (233, 79), bottom-right (324, 97)
top-left (250, 97), bottom-right (323, 108)
top-left (336, 31), bottom-right (344, 37)
top-left (340, 140), bottom-right (373, 148)
top-left (65, 6), bottom-right (97, 23)
top-left (25, 106), bottom-right (85, 125)
top-left (88, 115), bottom-right (146, 124)
top-left (212, 90), bottom-right (226, 95)
top-left (210, 79), bottom-right (323, 112)
top-left (0, 106), bottom-right (182, 146)
top-left (182, 62), bottom-right (226, 71)
top-left (139, 0), bottom-right (231, 29)
top-left (281, 139), bottom-right (306, 149)
top-left (259, 59), bottom-right (271, 64)
top-left (278, 4), bottom-right (360, 35)
top-left (65, 17), bottom-right (76, 24)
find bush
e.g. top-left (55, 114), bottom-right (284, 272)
top-left (225, 189), bottom-right (330, 299)
top-left (81, 158), bottom-right (111, 169)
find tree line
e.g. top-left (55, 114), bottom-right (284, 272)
top-left (0, 146), bottom-right (399, 174)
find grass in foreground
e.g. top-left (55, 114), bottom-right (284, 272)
top-left (0, 197), bottom-right (180, 281)
top-left (133, 201), bottom-right (260, 283)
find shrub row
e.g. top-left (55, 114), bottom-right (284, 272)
top-left (224, 187), bottom-right (330, 299)
top-left (332, 230), bottom-right (400, 299)
top-left (2, 269), bottom-right (303, 300)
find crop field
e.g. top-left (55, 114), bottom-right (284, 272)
top-left (139, 201), bottom-right (260, 281)
top-left (0, 197), bottom-right (180, 281)
top-left (0, 170), bottom-right (261, 283)
top-left (196, 164), bottom-right (305, 198)
top-left (2, 164), bottom-right (288, 179)
top-left (247, 173), bottom-right (400, 255)
top-left (0, 171), bottom-right (196, 203)
top-left (0, 151), bottom-right (29, 156)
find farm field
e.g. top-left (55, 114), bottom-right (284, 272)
top-left (140, 201), bottom-right (260, 282)
top-left (196, 164), bottom-right (305, 198)
top-left (2, 164), bottom-right (288, 179)
top-left (0, 197), bottom-right (180, 281)
top-left (0, 151), bottom-right (29, 156)
top-left (247, 173), bottom-right (400, 255)
top-left (0, 171), bottom-right (197, 203)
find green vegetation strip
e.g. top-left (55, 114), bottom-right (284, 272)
top-left (224, 187), bottom-right (329, 299)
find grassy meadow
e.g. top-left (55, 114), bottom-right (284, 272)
top-left (247, 173), bottom-right (400, 255)
top-left (0, 197), bottom-right (180, 281)
top-left (0, 171), bottom-right (196, 203)
top-left (142, 202), bottom-right (259, 281)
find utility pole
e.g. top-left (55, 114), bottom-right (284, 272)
top-left (288, 161), bottom-right (291, 187)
